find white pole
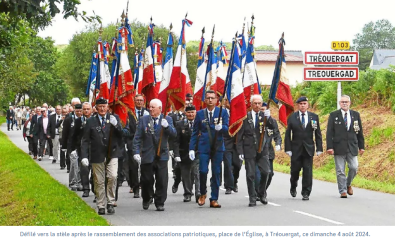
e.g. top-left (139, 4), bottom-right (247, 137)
top-left (337, 81), bottom-right (342, 109)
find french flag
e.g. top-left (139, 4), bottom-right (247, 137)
top-left (226, 38), bottom-right (247, 136)
top-left (205, 42), bottom-right (218, 94)
top-left (135, 51), bottom-right (144, 94)
top-left (87, 52), bottom-right (97, 104)
top-left (141, 24), bottom-right (157, 104)
top-left (109, 25), bottom-right (136, 125)
top-left (216, 42), bottom-right (228, 95)
top-left (239, 33), bottom-right (247, 73)
top-left (153, 40), bottom-right (163, 98)
top-left (242, 36), bottom-right (260, 111)
top-left (158, 31), bottom-right (174, 114)
top-left (168, 18), bottom-right (193, 111)
top-left (97, 39), bottom-right (110, 100)
top-left (193, 35), bottom-right (206, 110)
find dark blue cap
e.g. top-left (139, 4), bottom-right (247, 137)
top-left (96, 97), bottom-right (108, 105)
top-left (185, 105), bottom-right (196, 111)
top-left (296, 96), bottom-right (308, 103)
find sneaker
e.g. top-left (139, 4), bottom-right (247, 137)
top-left (49, 156), bottom-right (54, 160)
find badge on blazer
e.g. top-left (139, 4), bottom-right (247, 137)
top-left (95, 126), bottom-right (101, 132)
top-left (311, 120), bottom-right (317, 130)
top-left (335, 117), bottom-right (338, 120)
top-left (353, 121), bottom-right (360, 134)
top-left (182, 129), bottom-right (185, 134)
top-left (267, 129), bottom-right (273, 136)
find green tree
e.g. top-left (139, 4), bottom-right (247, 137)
top-left (352, 19), bottom-right (395, 70)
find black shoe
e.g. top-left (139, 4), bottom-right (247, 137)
top-left (93, 197), bottom-right (97, 203)
top-left (233, 184), bottom-right (238, 193)
top-left (183, 195), bottom-right (191, 202)
top-left (134, 192), bottom-right (140, 198)
top-left (67, 170), bottom-right (70, 173)
top-left (143, 198), bottom-right (153, 210)
top-left (225, 188), bottom-right (232, 194)
top-left (52, 160), bottom-right (56, 164)
top-left (290, 188), bottom-right (297, 198)
top-left (172, 184), bottom-right (178, 193)
top-left (260, 196), bottom-right (268, 205)
top-left (249, 202), bottom-right (257, 207)
top-left (156, 205), bottom-right (165, 211)
top-left (256, 196), bottom-right (259, 201)
top-left (302, 194), bottom-right (309, 201)
top-left (107, 205), bottom-right (115, 214)
top-left (98, 208), bottom-right (105, 215)
top-left (82, 190), bottom-right (90, 197)
top-left (60, 167), bottom-right (65, 170)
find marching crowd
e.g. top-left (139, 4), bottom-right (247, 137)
top-left (7, 92), bottom-right (365, 215)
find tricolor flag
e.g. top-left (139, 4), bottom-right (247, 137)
top-left (109, 24), bottom-right (136, 125)
top-left (133, 51), bottom-right (139, 91)
top-left (158, 31), bottom-right (174, 114)
top-left (135, 50), bottom-right (144, 94)
top-left (141, 23), bottom-right (158, 105)
top-left (168, 18), bottom-right (193, 111)
top-left (239, 33), bottom-right (247, 73)
top-left (97, 38), bottom-right (110, 100)
top-left (193, 35), bottom-right (206, 110)
top-left (153, 40), bottom-right (163, 98)
top-left (242, 36), bottom-right (260, 111)
top-left (205, 42), bottom-right (218, 94)
top-left (86, 52), bottom-right (97, 104)
top-left (226, 39), bottom-right (247, 136)
top-left (216, 42), bottom-right (228, 95)
top-left (269, 34), bottom-right (294, 126)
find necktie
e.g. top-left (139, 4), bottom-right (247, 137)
top-left (189, 121), bottom-right (193, 129)
top-left (255, 112), bottom-right (259, 129)
top-left (301, 113), bottom-right (305, 129)
top-left (153, 118), bottom-right (158, 129)
top-left (344, 112), bottom-right (348, 130)
top-left (209, 111), bottom-right (213, 124)
top-left (137, 110), bottom-right (140, 119)
top-left (101, 116), bottom-right (105, 129)
top-left (57, 116), bottom-right (60, 124)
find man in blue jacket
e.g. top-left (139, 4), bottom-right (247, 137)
top-left (189, 90), bottom-right (229, 208)
top-left (133, 99), bottom-right (177, 211)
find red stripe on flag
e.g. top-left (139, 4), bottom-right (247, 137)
top-left (229, 93), bottom-right (247, 137)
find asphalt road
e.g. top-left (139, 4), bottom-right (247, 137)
top-left (2, 123), bottom-right (395, 226)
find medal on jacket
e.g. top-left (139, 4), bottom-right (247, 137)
top-left (267, 128), bottom-right (273, 136)
top-left (259, 122), bottom-right (264, 133)
top-left (353, 121), bottom-right (360, 134)
top-left (311, 120), bottom-right (317, 130)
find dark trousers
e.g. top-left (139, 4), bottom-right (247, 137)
top-left (223, 151), bottom-right (234, 190)
top-left (199, 151), bottom-right (223, 201)
top-left (140, 160), bottom-right (168, 207)
top-left (79, 159), bottom-right (90, 191)
top-left (32, 136), bottom-right (39, 157)
top-left (59, 145), bottom-right (66, 168)
top-left (27, 136), bottom-right (34, 153)
top-left (232, 152), bottom-right (243, 186)
top-left (173, 160), bottom-right (181, 187)
top-left (90, 167), bottom-right (95, 194)
top-left (7, 119), bottom-right (14, 130)
top-left (127, 150), bottom-right (139, 192)
top-left (245, 152), bottom-right (270, 203)
top-left (179, 159), bottom-right (194, 197)
top-left (115, 157), bottom-right (125, 201)
top-left (39, 136), bottom-right (53, 157)
top-left (290, 148), bottom-right (313, 196)
top-left (66, 148), bottom-right (71, 171)
top-left (255, 158), bottom-right (274, 190)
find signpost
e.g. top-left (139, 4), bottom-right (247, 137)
top-left (304, 47), bottom-right (358, 109)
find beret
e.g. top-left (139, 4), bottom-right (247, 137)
top-left (296, 96), bottom-right (309, 103)
top-left (96, 98), bottom-right (108, 105)
top-left (186, 93), bottom-right (193, 98)
top-left (74, 104), bottom-right (82, 109)
top-left (185, 105), bottom-right (196, 111)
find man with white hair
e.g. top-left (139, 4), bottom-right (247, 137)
top-left (236, 95), bottom-right (274, 207)
top-left (326, 95), bottom-right (364, 198)
top-left (133, 99), bottom-right (176, 211)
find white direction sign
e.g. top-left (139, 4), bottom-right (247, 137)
top-left (304, 67), bottom-right (359, 81)
top-left (304, 51), bottom-right (359, 65)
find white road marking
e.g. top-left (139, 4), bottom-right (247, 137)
top-left (294, 210), bottom-right (344, 225)
top-left (244, 196), bottom-right (281, 206)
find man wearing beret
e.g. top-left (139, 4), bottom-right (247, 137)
top-left (285, 96), bottom-right (323, 200)
top-left (133, 99), bottom-right (176, 211)
top-left (80, 98), bottom-right (124, 215)
top-left (173, 105), bottom-right (200, 203)
top-left (326, 95), bottom-right (364, 198)
top-left (68, 103), bottom-right (83, 191)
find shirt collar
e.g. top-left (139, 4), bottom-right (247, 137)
top-left (299, 111), bottom-right (307, 116)
top-left (341, 109), bottom-right (350, 115)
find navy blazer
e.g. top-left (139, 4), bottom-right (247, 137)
top-left (189, 106), bottom-right (229, 154)
top-left (132, 114), bottom-right (177, 164)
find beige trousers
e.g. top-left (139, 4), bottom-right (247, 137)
top-left (92, 158), bottom-right (118, 209)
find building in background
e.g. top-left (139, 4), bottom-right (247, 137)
top-left (369, 49), bottom-right (395, 70)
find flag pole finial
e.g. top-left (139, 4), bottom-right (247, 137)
top-left (121, 11), bottom-right (126, 26)
top-left (211, 25), bottom-right (215, 40)
top-left (201, 27), bottom-right (205, 38)
top-left (185, 12), bottom-right (188, 19)
top-left (99, 24), bottom-right (103, 37)
top-left (242, 17), bottom-right (246, 34)
top-left (126, 0), bottom-right (129, 16)
top-left (251, 14), bottom-right (255, 25)
top-left (150, 16), bottom-right (152, 24)
top-left (170, 23), bottom-right (173, 31)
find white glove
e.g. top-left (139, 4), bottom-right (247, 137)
top-left (264, 109), bottom-right (271, 117)
top-left (317, 151), bottom-right (323, 156)
top-left (161, 119), bottom-right (169, 128)
top-left (275, 145), bottom-right (281, 151)
top-left (169, 150), bottom-right (174, 158)
top-left (133, 154), bottom-right (141, 164)
top-left (175, 157), bottom-right (181, 162)
top-left (239, 154), bottom-right (244, 161)
top-left (215, 124), bottom-right (222, 131)
top-left (109, 115), bottom-right (118, 126)
top-left (70, 150), bottom-right (78, 159)
top-left (81, 158), bottom-right (89, 167)
top-left (286, 151), bottom-right (292, 157)
top-left (189, 150), bottom-right (195, 161)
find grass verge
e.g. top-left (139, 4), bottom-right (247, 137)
top-left (0, 117), bottom-right (109, 226)
top-left (274, 158), bottom-right (395, 194)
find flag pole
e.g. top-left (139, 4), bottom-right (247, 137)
top-left (156, 23), bottom-right (173, 157)
top-left (209, 32), bottom-right (237, 159)
top-left (200, 26), bottom-right (205, 110)
top-left (258, 32), bottom-right (284, 153)
top-left (106, 12), bottom-right (124, 164)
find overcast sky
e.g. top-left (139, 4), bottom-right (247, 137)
top-left (38, 0), bottom-right (395, 52)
